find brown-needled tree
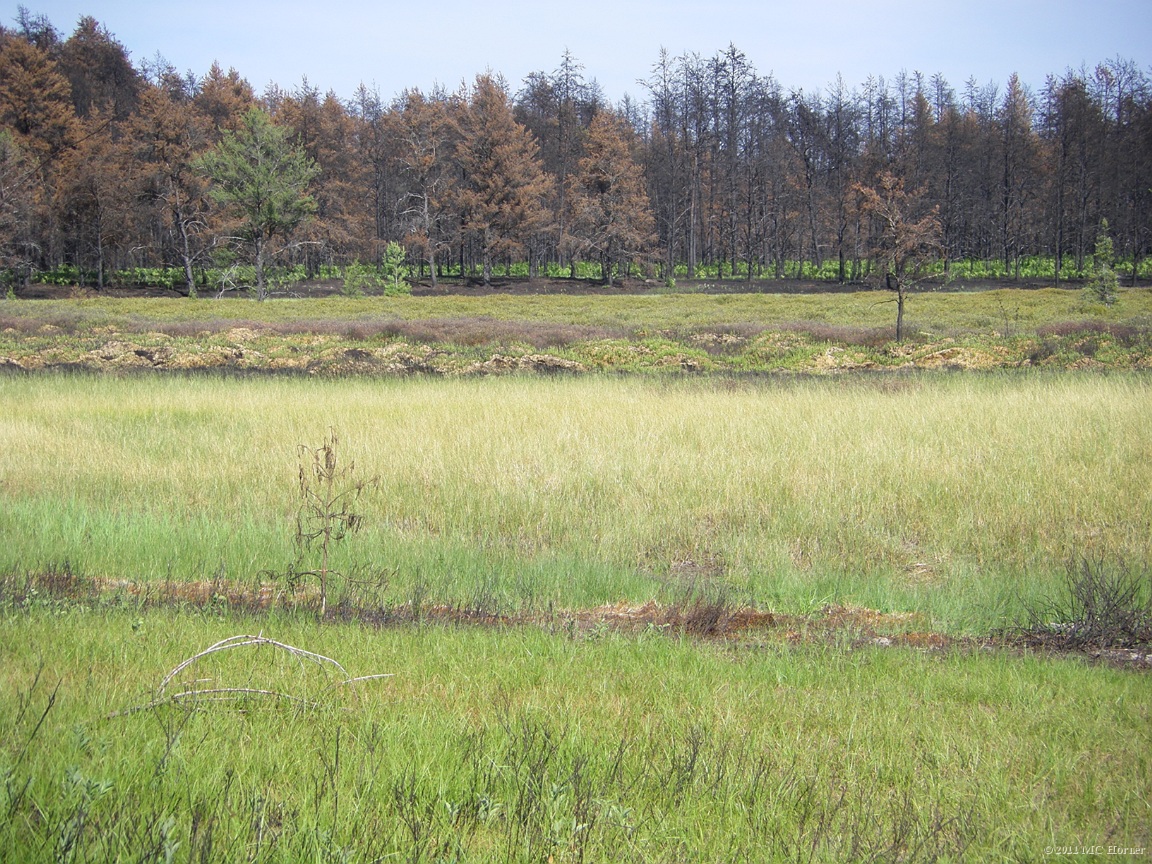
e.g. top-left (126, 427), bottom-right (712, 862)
top-left (130, 84), bottom-right (213, 296)
top-left (0, 130), bottom-right (35, 288)
top-left (854, 170), bottom-right (941, 341)
top-left (56, 110), bottom-right (133, 289)
top-left (568, 111), bottom-right (655, 285)
top-left (391, 88), bottom-right (457, 286)
top-left (454, 74), bottom-right (549, 285)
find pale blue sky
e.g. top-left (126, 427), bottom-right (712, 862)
top-left (11, 0), bottom-right (1152, 104)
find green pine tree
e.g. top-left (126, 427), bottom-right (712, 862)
top-left (381, 241), bottom-right (411, 296)
top-left (196, 108), bottom-right (318, 300)
top-left (1086, 220), bottom-right (1119, 306)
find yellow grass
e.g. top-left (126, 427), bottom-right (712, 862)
top-left (2, 372), bottom-right (1149, 629)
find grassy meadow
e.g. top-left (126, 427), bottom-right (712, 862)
top-left (2, 288), bottom-right (1151, 861)
top-left (2, 372), bottom-right (1150, 629)
top-left (2, 606), bottom-right (1150, 862)
top-left (5, 285), bottom-right (1152, 332)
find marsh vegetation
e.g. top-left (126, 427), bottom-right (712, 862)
top-left (2, 289), bottom-right (1150, 861)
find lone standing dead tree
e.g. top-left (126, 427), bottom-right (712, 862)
top-left (854, 171), bottom-right (941, 341)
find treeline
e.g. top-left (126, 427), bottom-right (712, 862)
top-left (1, 10), bottom-right (1150, 294)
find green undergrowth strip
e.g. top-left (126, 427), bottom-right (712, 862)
top-left (1, 607), bottom-right (1148, 862)
top-left (2, 373), bottom-right (1150, 633)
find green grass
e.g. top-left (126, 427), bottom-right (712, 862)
top-left (1, 605), bottom-right (1149, 862)
top-left (3, 373), bottom-right (1149, 632)
top-left (3, 291), bottom-right (1150, 861)
top-left (4, 286), bottom-right (1152, 332)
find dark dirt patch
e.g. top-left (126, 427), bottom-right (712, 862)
top-left (7, 569), bottom-right (1150, 668)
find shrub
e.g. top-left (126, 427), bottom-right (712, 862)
top-left (292, 429), bottom-right (378, 616)
top-left (341, 260), bottom-right (385, 297)
top-left (1013, 558), bottom-right (1151, 650)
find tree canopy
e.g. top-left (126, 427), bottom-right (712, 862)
top-left (0, 13), bottom-right (1149, 295)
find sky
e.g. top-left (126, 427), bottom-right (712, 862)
top-left (10, 0), bottom-right (1152, 105)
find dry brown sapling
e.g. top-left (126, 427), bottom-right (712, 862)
top-left (295, 429), bottom-right (377, 615)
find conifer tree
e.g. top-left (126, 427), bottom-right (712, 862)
top-left (194, 63), bottom-right (256, 137)
top-left (392, 89), bottom-right (457, 286)
top-left (196, 107), bottom-right (318, 300)
top-left (0, 32), bottom-right (78, 272)
top-left (568, 111), bottom-right (656, 285)
top-left (0, 32), bottom-right (77, 171)
top-left (454, 75), bottom-right (549, 284)
top-left (0, 130), bottom-right (34, 288)
top-left (131, 84), bottom-right (213, 296)
top-left (57, 16), bottom-right (140, 120)
top-left (854, 171), bottom-right (941, 341)
top-left (1087, 219), bottom-right (1119, 306)
top-left (274, 82), bottom-right (368, 271)
top-left (57, 111), bottom-right (132, 288)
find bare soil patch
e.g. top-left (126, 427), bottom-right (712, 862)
top-left (7, 569), bottom-right (1149, 668)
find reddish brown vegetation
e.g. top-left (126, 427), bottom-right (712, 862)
top-left (2, 15), bottom-right (1149, 294)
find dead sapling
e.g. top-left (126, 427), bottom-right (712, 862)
top-left (295, 429), bottom-right (378, 616)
